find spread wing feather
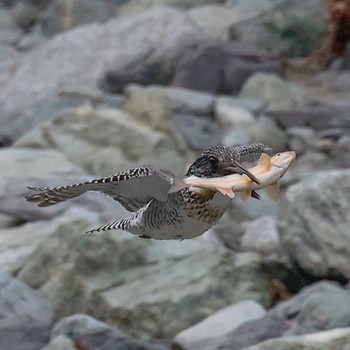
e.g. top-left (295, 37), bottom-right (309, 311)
top-left (25, 166), bottom-right (175, 212)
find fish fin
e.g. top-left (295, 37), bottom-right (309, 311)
top-left (168, 176), bottom-right (189, 193)
top-left (240, 190), bottom-right (252, 201)
top-left (258, 153), bottom-right (271, 171)
top-left (217, 187), bottom-right (235, 198)
top-left (266, 182), bottom-right (281, 202)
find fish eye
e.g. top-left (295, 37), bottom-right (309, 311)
top-left (276, 153), bottom-right (281, 156)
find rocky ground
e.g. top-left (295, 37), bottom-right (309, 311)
top-left (1, 0), bottom-right (350, 349)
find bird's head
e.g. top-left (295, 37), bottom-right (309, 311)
top-left (186, 146), bottom-right (241, 178)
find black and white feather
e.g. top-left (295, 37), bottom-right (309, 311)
top-left (25, 143), bottom-right (272, 240)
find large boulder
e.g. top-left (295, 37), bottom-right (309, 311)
top-left (0, 271), bottom-right (54, 350)
top-left (49, 314), bottom-right (168, 350)
top-left (17, 216), bottom-right (270, 338)
top-left (243, 327), bottom-right (350, 350)
top-left (197, 281), bottom-right (350, 350)
top-left (0, 7), bottom-right (207, 142)
top-left (279, 169), bottom-right (350, 279)
top-left (14, 106), bottom-right (185, 175)
top-left (228, 0), bottom-right (326, 57)
top-left (172, 41), bottom-right (282, 95)
top-left (174, 300), bottom-right (266, 350)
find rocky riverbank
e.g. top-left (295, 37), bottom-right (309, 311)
top-left (0, 1), bottom-right (350, 349)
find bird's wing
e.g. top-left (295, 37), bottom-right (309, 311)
top-left (25, 166), bottom-right (175, 212)
top-left (234, 143), bottom-right (273, 164)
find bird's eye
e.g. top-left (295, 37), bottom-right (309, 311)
top-left (208, 156), bottom-right (218, 163)
top-left (276, 153), bottom-right (281, 156)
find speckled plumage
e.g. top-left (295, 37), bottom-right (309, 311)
top-left (25, 143), bottom-right (271, 240)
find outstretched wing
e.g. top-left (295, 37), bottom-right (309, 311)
top-left (25, 166), bottom-right (175, 212)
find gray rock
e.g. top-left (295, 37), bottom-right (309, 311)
top-left (241, 216), bottom-right (281, 256)
top-left (118, 0), bottom-right (224, 16)
top-left (18, 223), bottom-right (270, 338)
top-left (204, 281), bottom-right (350, 350)
top-left (41, 335), bottom-right (75, 350)
top-left (201, 310), bottom-right (288, 350)
top-left (174, 300), bottom-right (266, 350)
top-left (187, 5), bottom-right (240, 40)
top-left (51, 314), bottom-right (168, 350)
top-left (275, 281), bottom-right (350, 336)
top-left (266, 105), bottom-right (350, 131)
top-left (240, 73), bottom-right (309, 111)
top-left (171, 114), bottom-right (221, 151)
top-left (228, 0), bottom-right (326, 57)
top-left (243, 327), bottom-right (350, 350)
top-left (287, 127), bottom-right (318, 154)
top-left (0, 271), bottom-right (54, 350)
top-left (0, 7), bottom-right (207, 142)
top-left (0, 207), bottom-right (101, 273)
top-left (124, 84), bottom-right (215, 132)
top-left (243, 116), bottom-right (287, 151)
top-left (172, 40), bottom-right (282, 95)
top-left (215, 97), bottom-right (256, 129)
top-left (42, 0), bottom-right (118, 36)
top-left (279, 169), bottom-right (350, 278)
top-left (15, 106), bottom-right (184, 175)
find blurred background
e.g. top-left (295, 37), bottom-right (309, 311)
top-left (1, 0), bottom-right (350, 349)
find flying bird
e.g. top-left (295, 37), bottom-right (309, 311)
top-left (25, 143), bottom-right (272, 240)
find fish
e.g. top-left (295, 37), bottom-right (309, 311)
top-left (170, 151), bottom-right (296, 201)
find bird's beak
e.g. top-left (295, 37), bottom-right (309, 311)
top-left (223, 162), bottom-right (260, 184)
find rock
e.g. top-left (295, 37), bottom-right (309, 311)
top-left (0, 271), bottom-right (54, 350)
top-left (11, 1), bottom-right (41, 31)
top-left (50, 314), bottom-right (168, 350)
top-left (124, 84), bottom-right (215, 132)
top-left (0, 7), bottom-right (207, 142)
top-left (187, 5), bottom-right (239, 40)
top-left (204, 281), bottom-right (350, 350)
top-left (240, 73), bottom-right (309, 111)
top-left (15, 106), bottom-right (184, 175)
top-left (275, 281), bottom-right (350, 333)
top-left (228, 0), bottom-right (326, 57)
top-left (215, 97), bottom-right (256, 128)
top-left (331, 136), bottom-right (350, 169)
top-left (0, 207), bottom-right (101, 273)
top-left (174, 300), bottom-right (266, 350)
top-left (170, 114), bottom-right (221, 151)
top-left (283, 286), bottom-right (350, 336)
top-left (243, 116), bottom-right (287, 151)
top-left (241, 216), bottom-right (281, 257)
top-left (243, 327), bottom-right (350, 350)
top-left (42, 0), bottom-right (118, 36)
top-left (287, 127), bottom-right (318, 154)
top-left (41, 335), bottom-right (75, 350)
top-left (18, 224), bottom-right (270, 338)
top-left (200, 310), bottom-right (288, 350)
top-left (266, 105), bottom-right (350, 131)
top-left (279, 169), bottom-right (350, 278)
top-left (118, 0), bottom-right (224, 16)
top-left (172, 41), bottom-right (282, 95)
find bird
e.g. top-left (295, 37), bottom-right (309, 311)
top-left (25, 143), bottom-right (272, 240)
